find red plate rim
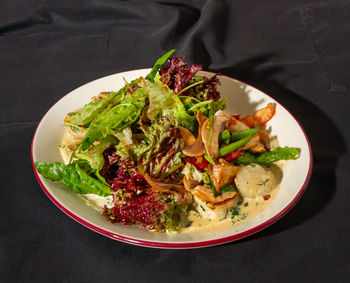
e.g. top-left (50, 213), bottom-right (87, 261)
top-left (31, 70), bottom-right (313, 249)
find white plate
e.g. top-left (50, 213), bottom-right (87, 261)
top-left (31, 69), bottom-right (312, 248)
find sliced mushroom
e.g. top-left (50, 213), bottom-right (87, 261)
top-left (182, 111), bottom-right (207, 157)
top-left (191, 185), bottom-right (238, 203)
top-left (211, 159), bottom-right (238, 191)
top-left (238, 132), bottom-right (267, 154)
top-left (258, 130), bottom-right (271, 151)
top-left (183, 176), bottom-right (200, 191)
top-left (240, 133), bottom-right (260, 150)
top-left (248, 142), bottom-right (266, 154)
top-left (196, 109), bottom-right (207, 124)
top-left (215, 110), bottom-right (249, 131)
top-left (179, 126), bottom-right (196, 147)
top-left (201, 114), bottom-right (228, 158)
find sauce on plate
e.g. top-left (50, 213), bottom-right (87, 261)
top-left (59, 128), bottom-right (283, 233)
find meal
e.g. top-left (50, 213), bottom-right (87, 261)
top-left (35, 50), bottom-right (300, 233)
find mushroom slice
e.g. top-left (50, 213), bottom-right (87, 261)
top-left (196, 109), bottom-right (207, 125)
top-left (211, 159), bottom-right (238, 191)
top-left (201, 114), bottom-right (228, 158)
top-left (183, 176), bottom-right (200, 191)
top-left (258, 130), bottom-right (271, 151)
top-left (248, 142), bottom-right (266, 154)
top-left (179, 126), bottom-right (195, 147)
top-left (191, 185), bottom-right (238, 203)
top-left (182, 111), bottom-right (207, 157)
top-left (239, 132), bottom-right (267, 154)
top-left (240, 133), bottom-right (260, 150)
top-left (216, 110), bottom-right (249, 131)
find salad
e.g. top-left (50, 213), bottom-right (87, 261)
top-left (35, 50), bottom-right (300, 232)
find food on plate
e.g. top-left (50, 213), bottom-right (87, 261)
top-left (35, 49), bottom-right (300, 232)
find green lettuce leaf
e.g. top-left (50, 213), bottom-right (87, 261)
top-left (65, 78), bottom-right (142, 127)
top-left (75, 135), bottom-right (118, 171)
top-left (34, 161), bottom-right (111, 196)
top-left (146, 81), bottom-right (196, 132)
top-left (187, 98), bottom-right (226, 117)
top-left (65, 91), bottom-right (123, 126)
top-left (81, 87), bottom-right (148, 150)
top-left (117, 120), bottom-right (184, 179)
top-left (182, 163), bottom-right (210, 184)
top-left (156, 195), bottom-right (191, 232)
top-left (146, 49), bottom-right (175, 82)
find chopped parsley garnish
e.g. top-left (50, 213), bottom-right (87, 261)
top-left (221, 184), bottom-right (235, 192)
top-left (185, 221), bottom-right (193, 228)
top-left (204, 152), bottom-right (215, 165)
top-left (257, 178), bottom-right (270, 186)
top-left (230, 206), bottom-right (240, 219)
top-left (204, 167), bottom-right (216, 192)
top-left (220, 209), bottom-right (229, 221)
top-left (240, 213), bottom-right (248, 220)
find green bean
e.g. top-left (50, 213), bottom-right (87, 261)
top-left (218, 129), bottom-right (231, 144)
top-left (218, 136), bottom-right (251, 157)
top-left (234, 147), bottom-right (300, 165)
top-left (204, 152), bottom-right (215, 165)
top-left (257, 147), bottom-right (300, 164)
top-left (230, 126), bottom-right (258, 141)
top-left (206, 114), bottom-right (214, 147)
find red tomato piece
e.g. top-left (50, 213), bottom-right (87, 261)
top-left (222, 150), bottom-right (244, 162)
top-left (264, 195), bottom-right (271, 201)
top-left (184, 156), bottom-right (209, 172)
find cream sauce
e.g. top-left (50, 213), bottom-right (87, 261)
top-left (180, 188), bottom-right (279, 233)
top-left (59, 128), bottom-right (283, 233)
top-left (59, 129), bottom-right (113, 210)
top-left (180, 133), bottom-right (283, 233)
top-left (59, 128), bottom-right (77, 164)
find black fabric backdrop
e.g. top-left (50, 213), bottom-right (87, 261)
top-left (1, 0), bottom-right (349, 282)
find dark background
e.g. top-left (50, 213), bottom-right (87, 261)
top-left (1, 0), bottom-right (349, 282)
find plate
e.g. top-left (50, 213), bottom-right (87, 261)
top-left (31, 69), bottom-right (312, 249)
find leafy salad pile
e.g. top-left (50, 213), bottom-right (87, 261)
top-left (35, 50), bottom-right (300, 232)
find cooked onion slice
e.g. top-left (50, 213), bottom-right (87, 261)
top-left (144, 173), bottom-right (184, 193)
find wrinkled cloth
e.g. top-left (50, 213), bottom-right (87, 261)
top-left (1, 0), bottom-right (349, 282)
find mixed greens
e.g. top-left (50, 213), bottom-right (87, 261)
top-left (35, 50), bottom-right (300, 232)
